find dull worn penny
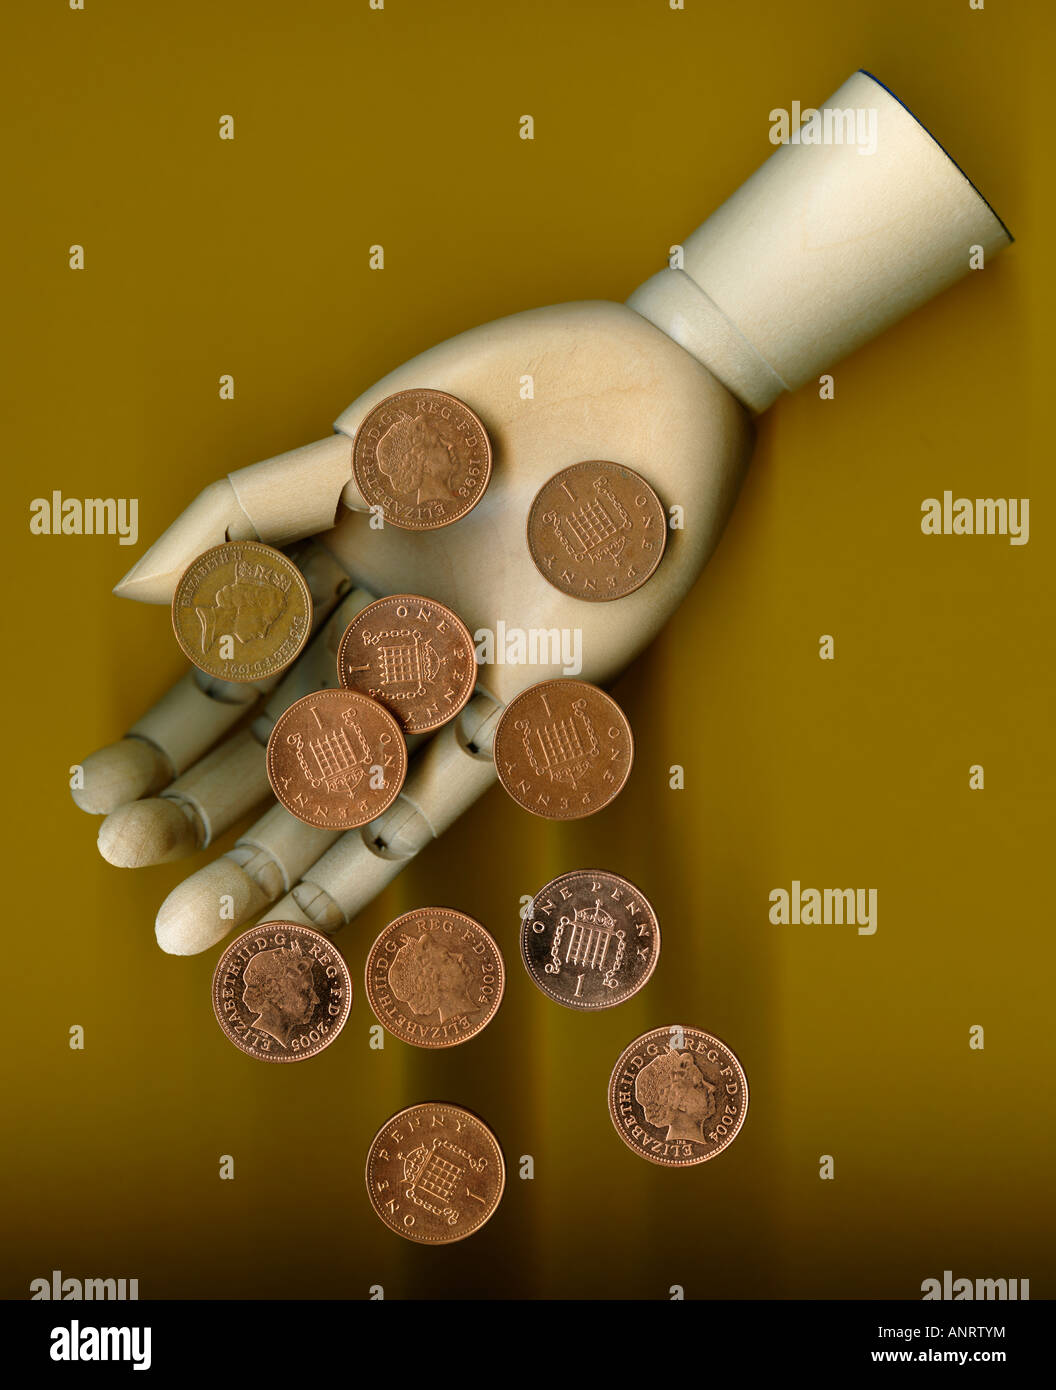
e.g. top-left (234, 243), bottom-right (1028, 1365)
top-left (365, 1103), bottom-right (505, 1243)
top-left (492, 679), bottom-right (633, 819)
top-left (527, 460), bottom-right (667, 601)
top-left (521, 869), bottom-right (659, 1009)
top-left (337, 594), bottom-right (476, 734)
top-left (608, 1026), bottom-right (749, 1166)
top-left (171, 541), bottom-right (312, 681)
top-left (212, 922), bottom-right (352, 1063)
top-left (365, 907), bottom-right (504, 1048)
top-left (266, 688), bottom-right (407, 829)
top-left (352, 389), bottom-right (492, 530)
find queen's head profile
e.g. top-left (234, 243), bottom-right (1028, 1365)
top-left (241, 938), bottom-right (320, 1048)
top-left (375, 411), bottom-right (463, 504)
top-left (635, 1048), bottom-right (717, 1143)
top-left (195, 560), bottom-right (287, 653)
top-left (388, 932), bottom-right (478, 1023)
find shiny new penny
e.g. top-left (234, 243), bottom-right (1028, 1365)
top-left (266, 689), bottom-right (407, 829)
top-left (352, 389), bottom-right (493, 530)
top-left (171, 541), bottom-right (312, 682)
top-left (608, 1026), bottom-right (749, 1166)
top-left (337, 594), bottom-right (476, 734)
top-left (365, 908), bottom-right (504, 1048)
top-left (527, 460), bottom-right (667, 601)
top-left (521, 869), bottom-right (659, 1009)
top-left (493, 679), bottom-right (633, 819)
top-left (212, 922), bottom-right (352, 1063)
top-left (366, 1103), bottom-right (505, 1244)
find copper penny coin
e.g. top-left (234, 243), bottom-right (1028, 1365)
top-left (171, 541), bottom-right (312, 682)
top-left (352, 388), bottom-right (493, 530)
top-left (266, 689), bottom-right (407, 829)
top-left (527, 460), bottom-right (667, 601)
top-left (365, 1103), bottom-right (505, 1244)
top-left (608, 1026), bottom-right (749, 1166)
top-left (492, 679), bottom-right (633, 819)
top-left (365, 907), bottom-right (504, 1048)
top-left (521, 869), bottom-right (659, 1009)
top-left (212, 922), bottom-right (352, 1063)
top-left (337, 594), bottom-right (476, 734)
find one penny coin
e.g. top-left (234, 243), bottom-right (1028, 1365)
top-left (211, 922), bottom-right (352, 1063)
top-left (352, 389), bottom-right (492, 530)
top-left (365, 1103), bottom-right (505, 1243)
top-left (608, 1026), bottom-right (749, 1166)
top-left (266, 689), bottom-right (406, 829)
top-left (337, 594), bottom-right (476, 734)
top-left (365, 907), bottom-right (504, 1048)
top-left (492, 679), bottom-right (633, 819)
top-left (527, 460), bottom-right (666, 601)
top-left (171, 541), bottom-right (312, 681)
top-left (521, 869), bottom-right (659, 1009)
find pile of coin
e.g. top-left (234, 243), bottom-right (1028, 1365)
top-left (195, 388), bottom-right (748, 1244)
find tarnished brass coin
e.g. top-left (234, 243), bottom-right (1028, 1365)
top-left (171, 541), bottom-right (312, 681)
top-left (608, 1026), bottom-right (749, 1166)
top-left (266, 689), bottom-right (406, 829)
top-left (352, 389), bottom-right (493, 530)
top-left (212, 922), bottom-right (352, 1063)
top-left (526, 460), bottom-right (667, 601)
top-left (521, 869), bottom-right (659, 1009)
top-left (365, 1103), bottom-right (505, 1243)
top-left (492, 679), bottom-right (633, 819)
top-left (365, 908), bottom-right (504, 1048)
top-left (337, 594), bottom-right (476, 734)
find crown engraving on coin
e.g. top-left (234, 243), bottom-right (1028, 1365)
top-left (266, 690), bottom-right (407, 828)
top-left (522, 870), bottom-right (659, 1009)
top-left (338, 595), bottom-right (476, 733)
top-left (366, 1103), bottom-right (505, 1243)
top-left (527, 460), bottom-right (667, 601)
top-left (494, 680), bottom-right (633, 819)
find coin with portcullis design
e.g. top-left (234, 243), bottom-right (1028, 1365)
top-left (337, 594), bottom-right (476, 734)
top-left (211, 922), bottom-right (352, 1063)
top-left (365, 908), bottom-right (505, 1048)
top-left (521, 869), bottom-right (659, 1009)
top-left (171, 541), bottom-right (312, 681)
top-left (352, 389), bottom-right (493, 530)
top-left (492, 679), bottom-right (633, 819)
top-left (608, 1026), bottom-right (749, 1166)
top-left (266, 689), bottom-right (407, 829)
top-left (365, 1103), bottom-right (505, 1244)
top-left (526, 460), bottom-right (667, 601)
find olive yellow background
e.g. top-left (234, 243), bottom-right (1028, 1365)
top-left (3, 0), bottom-right (1053, 1300)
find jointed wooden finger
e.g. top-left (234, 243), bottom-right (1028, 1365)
top-left (96, 587), bottom-right (377, 867)
top-left (154, 804), bottom-right (342, 956)
top-left (73, 541), bottom-right (352, 815)
top-left (113, 437), bottom-right (360, 604)
top-left (271, 692), bottom-right (501, 930)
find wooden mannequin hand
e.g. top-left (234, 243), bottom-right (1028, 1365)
top-left (74, 299), bottom-right (753, 954)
